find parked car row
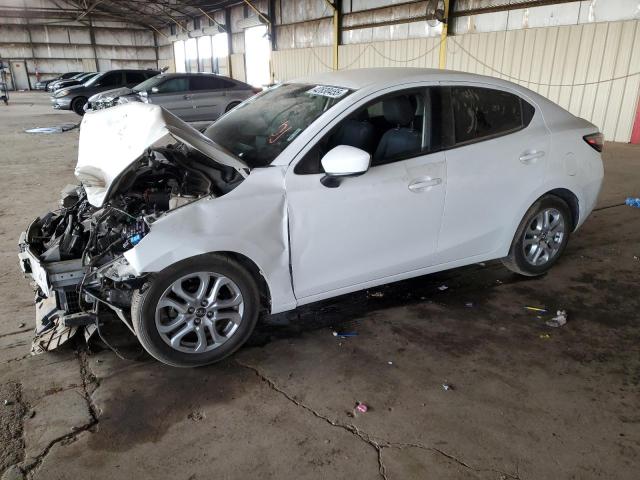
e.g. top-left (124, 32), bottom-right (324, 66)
top-left (34, 72), bottom-right (81, 91)
top-left (43, 67), bottom-right (258, 121)
top-left (51, 69), bottom-right (159, 114)
top-left (47, 72), bottom-right (100, 92)
top-left (86, 73), bottom-right (260, 121)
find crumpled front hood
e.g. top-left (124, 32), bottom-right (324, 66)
top-left (88, 86), bottom-right (133, 103)
top-left (76, 103), bottom-right (249, 207)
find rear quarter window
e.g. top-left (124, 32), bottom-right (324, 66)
top-left (451, 86), bottom-right (534, 145)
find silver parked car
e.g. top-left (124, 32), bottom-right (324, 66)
top-left (85, 73), bottom-right (260, 122)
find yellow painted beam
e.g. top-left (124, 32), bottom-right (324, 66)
top-left (439, 0), bottom-right (450, 69)
top-left (324, 0), bottom-right (339, 70)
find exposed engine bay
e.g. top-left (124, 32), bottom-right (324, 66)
top-left (18, 144), bottom-right (242, 353)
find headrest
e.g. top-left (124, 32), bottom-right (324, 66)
top-left (382, 96), bottom-right (415, 126)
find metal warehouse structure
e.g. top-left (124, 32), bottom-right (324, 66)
top-left (1, 0), bottom-right (639, 142)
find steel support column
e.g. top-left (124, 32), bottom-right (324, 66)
top-left (224, 7), bottom-right (233, 78)
top-left (439, 0), bottom-right (450, 69)
top-left (324, 0), bottom-right (341, 70)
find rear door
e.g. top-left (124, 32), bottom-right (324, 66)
top-left (146, 76), bottom-right (193, 119)
top-left (435, 83), bottom-right (550, 264)
top-left (188, 76), bottom-right (236, 121)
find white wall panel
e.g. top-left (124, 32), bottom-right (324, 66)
top-left (230, 53), bottom-right (246, 82)
top-left (272, 46), bottom-right (332, 81)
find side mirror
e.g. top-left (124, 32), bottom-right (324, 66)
top-left (320, 145), bottom-right (371, 188)
top-left (150, 87), bottom-right (159, 94)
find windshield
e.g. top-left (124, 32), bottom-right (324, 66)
top-left (203, 83), bottom-right (352, 168)
top-left (84, 72), bottom-right (104, 86)
top-left (132, 74), bottom-right (164, 92)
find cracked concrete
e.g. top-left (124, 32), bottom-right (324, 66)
top-left (238, 360), bottom-right (521, 480)
top-left (1, 92), bottom-right (639, 479)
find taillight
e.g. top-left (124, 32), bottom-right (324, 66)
top-left (252, 87), bottom-right (263, 94)
top-left (583, 132), bottom-right (603, 152)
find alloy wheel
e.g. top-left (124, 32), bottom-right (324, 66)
top-left (522, 208), bottom-right (566, 266)
top-left (155, 272), bottom-right (244, 354)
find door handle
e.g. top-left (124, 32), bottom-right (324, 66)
top-left (519, 150), bottom-right (545, 164)
top-left (183, 94), bottom-right (192, 100)
top-left (408, 177), bottom-right (442, 192)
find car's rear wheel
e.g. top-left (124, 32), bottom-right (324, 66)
top-left (71, 96), bottom-right (87, 116)
top-left (131, 254), bottom-right (260, 367)
top-left (502, 195), bottom-right (572, 276)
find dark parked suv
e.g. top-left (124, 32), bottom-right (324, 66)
top-left (51, 69), bottom-right (159, 115)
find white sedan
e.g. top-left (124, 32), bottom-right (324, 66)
top-left (19, 68), bottom-right (604, 367)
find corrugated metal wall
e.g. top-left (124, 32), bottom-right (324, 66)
top-left (0, 0), bottom-right (159, 88)
top-left (272, 20), bottom-right (640, 142)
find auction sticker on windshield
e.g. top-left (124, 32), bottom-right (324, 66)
top-left (307, 85), bottom-right (349, 98)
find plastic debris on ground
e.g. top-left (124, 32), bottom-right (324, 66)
top-left (539, 333), bottom-right (551, 339)
top-left (524, 306), bottom-right (548, 313)
top-left (465, 302), bottom-right (474, 308)
top-left (355, 402), bottom-right (368, 414)
top-left (442, 383), bottom-right (454, 391)
top-left (438, 285), bottom-right (448, 291)
top-left (546, 310), bottom-right (567, 328)
top-left (387, 361), bottom-right (393, 365)
top-left (368, 291), bottom-right (384, 298)
top-left (332, 331), bottom-right (358, 338)
top-left (624, 197), bottom-right (640, 208)
top-left (25, 123), bottom-right (79, 134)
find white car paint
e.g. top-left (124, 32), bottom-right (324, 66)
top-left (77, 68), bottom-right (602, 314)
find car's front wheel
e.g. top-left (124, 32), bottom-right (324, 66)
top-left (71, 96), bottom-right (87, 116)
top-left (502, 195), bottom-right (572, 276)
top-left (131, 254), bottom-right (260, 367)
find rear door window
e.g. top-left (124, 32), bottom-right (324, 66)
top-left (451, 87), bottom-right (534, 145)
top-left (189, 76), bottom-right (234, 91)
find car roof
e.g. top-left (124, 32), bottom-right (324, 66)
top-left (294, 67), bottom-right (575, 125)
top-left (158, 72), bottom-right (232, 78)
top-left (294, 67), bottom-right (527, 91)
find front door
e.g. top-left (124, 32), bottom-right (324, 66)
top-left (286, 88), bottom-right (447, 301)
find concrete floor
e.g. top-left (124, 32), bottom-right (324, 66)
top-left (1, 92), bottom-right (639, 480)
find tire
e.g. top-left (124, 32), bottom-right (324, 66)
top-left (71, 97), bottom-right (87, 116)
top-left (131, 254), bottom-right (260, 367)
top-left (502, 195), bottom-right (573, 276)
top-left (225, 101), bottom-right (241, 113)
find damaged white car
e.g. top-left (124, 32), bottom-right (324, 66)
top-left (18, 68), bottom-right (604, 367)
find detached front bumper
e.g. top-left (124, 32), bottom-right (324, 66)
top-left (18, 224), bottom-right (89, 353)
top-left (51, 96), bottom-right (72, 110)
